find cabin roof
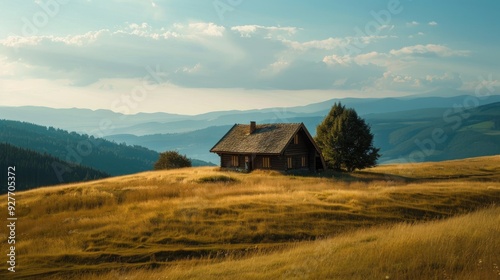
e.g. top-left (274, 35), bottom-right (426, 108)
top-left (210, 123), bottom-right (314, 155)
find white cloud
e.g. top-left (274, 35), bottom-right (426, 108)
top-left (127, 22), bottom-right (152, 37)
top-left (373, 71), bottom-right (420, 90)
top-left (0, 35), bottom-right (43, 47)
top-left (322, 54), bottom-right (352, 66)
top-left (323, 44), bottom-right (469, 68)
top-left (260, 59), bottom-right (290, 75)
top-left (353, 52), bottom-right (389, 66)
top-left (371, 71), bottom-right (466, 92)
top-left (0, 23), bottom-right (235, 86)
top-left (64, 30), bottom-right (111, 46)
top-left (0, 20), bottom-right (475, 93)
top-left (287, 35), bottom-right (392, 53)
top-left (389, 44), bottom-right (469, 57)
top-left (187, 22), bottom-right (225, 37)
top-left (294, 37), bottom-right (346, 50)
top-left (406, 21), bottom-right (420, 27)
top-left (418, 72), bottom-right (463, 88)
top-left (231, 25), bottom-right (297, 38)
top-left (176, 63), bottom-right (202, 74)
top-left (323, 52), bottom-right (389, 66)
top-left (231, 25), bottom-right (259, 37)
top-left (428, 21), bottom-right (438, 26)
top-left (320, 43), bottom-right (471, 92)
top-left (2, 20), bottom-right (403, 90)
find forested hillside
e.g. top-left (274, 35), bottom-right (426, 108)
top-left (369, 101), bottom-right (500, 162)
top-left (0, 119), bottom-right (158, 175)
top-left (0, 143), bottom-right (109, 193)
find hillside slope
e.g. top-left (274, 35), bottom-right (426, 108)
top-left (0, 119), bottom-right (158, 175)
top-left (371, 101), bottom-right (500, 162)
top-left (0, 143), bottom-right (109, 193)
top-left (1, 156), bottom-right (499, 279)
top-left (92, 206), bottom-right (500, 280)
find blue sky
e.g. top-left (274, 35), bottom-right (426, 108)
top-left (0, 0), bottom-right (498, 114)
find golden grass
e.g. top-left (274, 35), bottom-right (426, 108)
top-left (369, 155), bottom-right (500, 181)
top-left (77, 206), bottom-right (500, 280)
top-left (0, 155), bottom-right (499, 279)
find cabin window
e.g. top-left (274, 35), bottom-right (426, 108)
top-left (263, 157), bottom-right (271, 168)
top-left (294, 134), bottom-right (299, 144)
top-left (301, 156), bottom-right (307, 167)
top-left (287, 157), bottom-right (293, 169)
top-left (231, 155), bottom-right (239, 167)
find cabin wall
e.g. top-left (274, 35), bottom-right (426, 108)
top-left (309, 151), bottom-right (317, 170)
top-left (283, 129), bottom-right (315, 170)
top-left (283, 130), bottom-right (309, 156)
top-left (252, 155), bottom-right (286, 171)
top-left (220, 154), bottom-right (244, 169)
top-left (220, 153), bottom-right (287, 171)
top-left (216, 127), bottom-right (325, 172)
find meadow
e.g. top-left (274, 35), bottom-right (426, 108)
top-left (1, 156), bottom-right (499, 279)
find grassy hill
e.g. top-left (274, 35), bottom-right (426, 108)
top-left (0, 156), bottom-right (499, 279)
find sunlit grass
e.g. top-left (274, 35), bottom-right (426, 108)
top-left (0, 155), bottom-right (499, 279)
top-left (82, 206), bottom-right (500, 280)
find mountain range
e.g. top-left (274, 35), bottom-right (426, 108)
top-left (1, 93), bottom-right (500, 167)
top-left (101, 100), bottom-right (500, 164)
top-left (2, 92), bottom-right (500, 136)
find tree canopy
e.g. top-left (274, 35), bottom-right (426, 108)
top-left (154, 151), bottom-right (192, 170)
top-left (315, 103), bottom-right (380, 172)
top-left (0, 119), bottom-right (159, 176)
top-left (0, 143), bottom-right (109, 193)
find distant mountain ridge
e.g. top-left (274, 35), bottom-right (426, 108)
top-left (1, 94), bottom-right (499, 166)
top-left (104, 101), bottom-right (500, 164)
top-left (2, 94), bottom-right (500, 136)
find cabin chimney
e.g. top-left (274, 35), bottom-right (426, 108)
top-left (249, 121), bottom-right (256, 134)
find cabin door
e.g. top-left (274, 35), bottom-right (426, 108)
top-left (245, 156), bottom-right (253, 172)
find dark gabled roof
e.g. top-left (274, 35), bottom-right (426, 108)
top-left (210, 123), bottom-right (315, 155)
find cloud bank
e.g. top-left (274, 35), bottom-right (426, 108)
top-left (0, 21), bottom-right (475, 93)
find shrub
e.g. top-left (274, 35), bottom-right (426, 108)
top-left (196, 175), bottom-right (238, 184)
top-left (154, 151), bottom-right (191, 170)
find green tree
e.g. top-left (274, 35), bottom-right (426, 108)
top-left (154, 151), bottom-right (192, 170)
top-left (315, 103), bottom-right (380, 172)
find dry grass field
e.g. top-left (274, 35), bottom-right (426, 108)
top-left (1, 155), bottom-right (499, 279)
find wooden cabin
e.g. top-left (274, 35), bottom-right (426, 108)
top-left (210, 122), bottom-right (326, 172)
